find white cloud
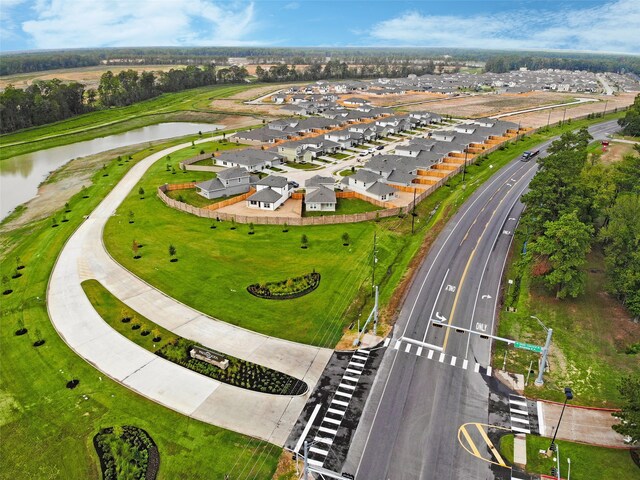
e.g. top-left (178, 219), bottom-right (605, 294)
top-left (21, 0), bottom-right (261, 48)
top-left (369, 0), bottom-right (640, 53)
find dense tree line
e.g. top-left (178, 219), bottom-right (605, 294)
top-left (0, 80), bottom-right (88, 133)
top-left (618, 94), bottom-right (640, 137)
top-left (485, 54), bottom-right (640, 75)
top-left (521, 124), bottom-right (640, 316)
top-left (254, 60), bottom-right (436, 82)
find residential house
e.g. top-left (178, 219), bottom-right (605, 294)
top-left (246, 175), bottom-right (292, 210)
top-left (215, 150), bottom-right (284, 172)
top-left (304, 185), bottom-right (337, 212)
top-left (195, 167), bottom-right (252, 200)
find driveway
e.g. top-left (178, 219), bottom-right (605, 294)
top-left (48, 135), bottom-right (333, 446)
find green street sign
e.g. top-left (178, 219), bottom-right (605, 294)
top-left (514, 342), bottom-right (543, 353)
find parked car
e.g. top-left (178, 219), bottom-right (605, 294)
top-left (289, 181), bottom-right (299, 188)
top-left (359, 152), bottom-right (368, 157)
top-left (376, 145), bottom-right (384, 150)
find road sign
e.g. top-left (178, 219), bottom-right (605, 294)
top-left (514, 341), bottom-right (543, 353)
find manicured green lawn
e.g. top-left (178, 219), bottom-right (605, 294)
top-left (304, 198), bottom-right (382, 217)
top-left (285, 161), bottom-right (321, 170)
top-left (500, 434), bottom-right (640, 479)
top-left (166, 189), bottom-right (215, 208)
top-left (328, 152), bottom-right (351, 160)
top-left (0, 133), bottom-right (279, 480)
top-left (339, 169), bottom-right (355, 177)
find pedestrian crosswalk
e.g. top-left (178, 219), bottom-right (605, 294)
top-left (383, 337), bottom-right (493, 377)
top-left (509, 394), bottom-right (536, 434)
top-left (302, 348), bottom-right (371, 468)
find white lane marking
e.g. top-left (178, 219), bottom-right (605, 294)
top-left (394, 340), bottom-right (401, 350)
top-left (450, 356), bottom-right (457, 366)
top-left (350, 361), bottom-right (366, 368)
top-left (511, 426), bottom-right (531, 434)
top-left (510, 408), bottom-right (528, 416)
top-left (323, 417), bottom-right (341, 425)
top-left (428, 350), bottom-right (434, 360)
top-left (462, 359), bottom-right (468, 370)
top-left (486, 365), bottom-right (492, 377)
top-left (439, 353), bottom-right (446, 363)
top-left (383, 337), bottom-right (391, 347)
top-left (474, 363), bottom-right (481, 373)
top-left (423, 268), bottom-right (450, 343)
top-left (308, 459), bottom-right (324, 467)
top-left (416, 346), bottom-right (423, 356)
top-left (537, 401), bottom-right (546, 436)
top-left (310, 446), bottom-right (329, 456)
top-left (357, 349), bottom-right (370, 355)
top-left (314, 436), bottom-right (333, 445)
top-left (327, 408), bottom-right (346, 416)
top-left (339, 383), bottom-right (356, 390)
top-left (405, 343), bottom-right (412, 353)
top-left (332, 399), bottom-right (349, 407)
top-left (343, 375), bottom-right (359, 382)
top-left (352, 355), bottom-right (368, 361)
top-left (510, 394), bottom-right (526, 400)
top-left (294, 404), bottom-right (321, 453)
top-left (359, 159), bottom-right (536, 479)
top-left (335, 391), bottom-right (353, 398)
top-left (318, 426), bottom-right (338, 435)
top-left (511, 417), bottom-right (530, 425)
top-left (345, 368), bottom-right (362, 375)
top-left (509, 399), bottom-right (528, 408)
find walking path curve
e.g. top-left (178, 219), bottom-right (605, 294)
top-left (47, 135), bottom-right (333, 446)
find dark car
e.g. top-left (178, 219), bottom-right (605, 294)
top-left (289, 181), bottom-right (299, 188)
top-left (376, 145), bottom-right (384, 150)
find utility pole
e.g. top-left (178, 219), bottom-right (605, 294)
top-left (461, 149), bottom-right (468, 183)
top-left (562, 108), bottom-right (567, 125)
top-left (532, 315), bottom-right (553, 386)
top-left (373, 285), bottom-right (379, 335)
top-left (371, 232), bottom-right (377, 295)
top-left (411, 188), bottom-right (417, 234)
top-left (603, 99), bottom-right (609, 117)
top-left (547, 109), bottom-right (552, 129)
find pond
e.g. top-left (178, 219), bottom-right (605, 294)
top-left (0, 122), bottom-right (223, 220)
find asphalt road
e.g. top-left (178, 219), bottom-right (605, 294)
top-left (345, 120), bottom-right (620, 480)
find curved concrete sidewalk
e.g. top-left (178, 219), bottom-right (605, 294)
top-left (48, 138), bottom-right (333, 446)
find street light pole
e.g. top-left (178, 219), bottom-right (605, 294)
top-left (548, 387), bottom-right (574, 453)
top-left (303, 441), bottom-right (309, 480)
top-left (532, 315), bottom-right (553, 386)
top-left (461, 149), bottom-right (468, 183)
top-left (567, 457), bottom-right (571, 480)
top-left (556, 443), bottom-right (561, 480)
top-left (411, 187), bottom-right (417, 234)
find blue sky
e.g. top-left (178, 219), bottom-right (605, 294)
top-left (1, 0), bottom-right (639, 54)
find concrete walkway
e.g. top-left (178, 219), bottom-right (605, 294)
top-left (539, 401), bottom-right (629, 448)
top-left (491, 97), bottom-right (599, 119)
top-left (48, 136), bottom-right (333, 446)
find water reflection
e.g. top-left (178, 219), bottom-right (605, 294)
top-left (1, 122), bottom-right (222, 219)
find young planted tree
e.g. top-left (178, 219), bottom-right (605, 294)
top-left (342, 232), bottom-right (350, 246)
top-left (282, 222), bottom-right (289, 233)
top-left (128, 210), bottom-right (135, 224)
top-left (168, 244), bottom-right (177, 262)
top-left (248, 223), bottom-right (255, 235)
top-left (64, 202), bottom-right (71, 213)
top-left (301, 234), bottom-right (309, 249)
top-left (51, 217), bottom-right (58, 228)
top-left (138, 187), bottom-right (145, 199)
top-left (132, 240), bottom-right (140, 259)
top-left (151, 328), bottom-right (162, 343)
top-left (230, 218), bottom-right (236, 230)
top-left (2, 275), bottom-right (12, 295)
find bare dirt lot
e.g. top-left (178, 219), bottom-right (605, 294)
top-left (395, 92), bottom-right (637, 128)
top-left (598, 141), bottom-right (638, 165)
top-left (211, 83), bottom-right (304, 116)
top-left (0, 65), bottom-right (187, 91)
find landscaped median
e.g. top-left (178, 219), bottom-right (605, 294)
top-left (82, 279), bottom-right (308, 395)
top-left (499, 434), bottom-right (639, 479)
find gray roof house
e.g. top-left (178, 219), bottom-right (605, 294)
top-left (305, 175), bottom-right (335, 190)
top-left (195, 167), bottom-right (252, 200)
top-left (305, 185), bottom-right (337, 212)
top-left (366, 181), bottom-right (397, 202)
top-left (246, 175), bottom-right (292, 211)
top-left (216, 150), bottom-right (284, 172)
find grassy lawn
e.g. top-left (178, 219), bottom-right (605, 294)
top-left (0, 84), bottom-right (260, 160)
top-left (103, 112), bottom-right (625, 349)
top-left (0, 132), bottom-right (279, 480)
top-left (352, 145), bottom-right (369, 150)
top-left (500, 434), bottom-right (639, 479)
top-left (285, 161), bottom-right (321, 170)
top-left (166, 189), bottom-right (215, 208)
top-left (304, 198), bottom-right (382, 217)
top-left (328, 152), bottom-right (351, 160)
top-left (339, 169), bottom-right (355, 177)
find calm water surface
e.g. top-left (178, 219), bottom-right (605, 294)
top-left (1, 122), bottom-right (222, 220)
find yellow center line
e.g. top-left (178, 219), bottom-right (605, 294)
top-left (442, 178), bottom-right (521, 351)
top-left (475, 424), bottom-right (507, 467)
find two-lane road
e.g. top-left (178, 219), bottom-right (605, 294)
top-left (346, 120), bottom-right (620, 480)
